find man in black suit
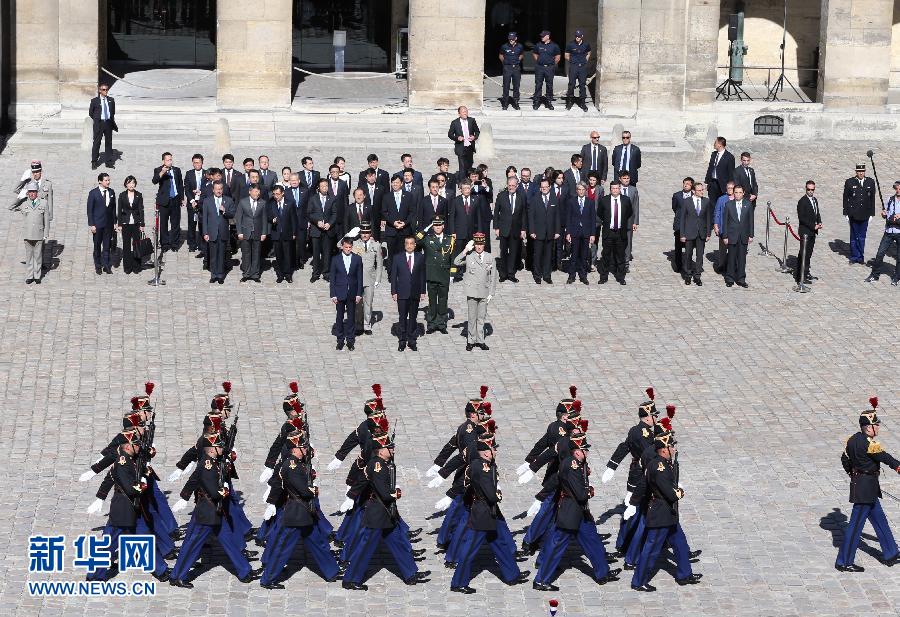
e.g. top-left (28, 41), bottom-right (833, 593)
top-left (382, 175), bottom-right (415, 276)
top-left (527, 178), bottom-right (560, 284)
top-left (358, 154), bottom-right (390, 192)
top-left (325, 164), bottom-right (350, 240)
top-left (330, 237), bottom-right (364, 351)
top-left (184, 154), bottom-right (206, 252)
top-left (797, 180), bottom-right (823, 284)
top-left (308, 178), bottom-right (337, 282)
top-left (448, 181), bottom-right (481, 282)
top-left (359, 169), bottom-right (385, 238)
top-left (734, 152), bottom-right (759, 206)
top-left (493, 176), bottom-right (527, 283)
top-left (611, 130), bottom-right (641, 185)
top-left (435, 158), bottom-right (457, 196)
top-left (598, 181), bottom-right (634, 285)
top-left (221, 154), bottom-right (241, 198)
top-left (86, 173), bottom-right (116, 274)
top-left (88, 83), bottom-right (117, 169)
top-left (704, 136), bottom-right (735, 205)
top-left (299, 157), bottom-right (320, 191)
top-left (390, 236), bottom-right (426, 351)
top-left (267, 186), bottom-right (298, 283)
top-left (151, 152), bottom-right (184, 252)
top-left (563, 154), bottom-right (585, 197)
top-left (566, 182), bottom-right (596, 285)
top-left (202, 180), bottom-right (235, 284)
top-left (580, 132), bottom-right (608, 185)
top-left (671, 177), bottom-right (694, 273)
top-left (418, 180), bottom-right (448, 233)
top-left (234, 183), bottom-right (269, 282)
top-left (721, 185), bottom-right (754, 288)
top-left (285, 173), bottom-right (309, 271)
top-left (679, 181), bottom-right (712, 286)
top-left (346, 188), bottom-right (374, 235)
top-left (397, 154), bottom-right (424, 191)
top-left (257, 155), bottom-right (278, 194)
top-left (448, 106), bottom-right (480, 179)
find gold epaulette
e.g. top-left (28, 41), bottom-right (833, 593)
top-left (867, 438), bottom-right (884, 455)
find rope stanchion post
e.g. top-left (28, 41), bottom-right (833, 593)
top-left (147, 206), bottom-right (165, 287)
top-left (760, 201), bottom-right (772, 256)
top-left (793, 234), bottom-right (811, 293)
top-left (779, 216), bottom-right (793, 273)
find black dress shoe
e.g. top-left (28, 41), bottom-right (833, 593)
top-left (736, 281), bottom-right (748, 288)
top-left (261, 581), bottom-right (285, 589)
top-left (623, 562), bottom-right (635, 570)
top-left (426, 327), bottom-right (435, 334)
top-left (153, 568), bottom-right (172, 582)
top-left (405, 571), bottom-right (431, 584)
top-left (881, 554), bottom-right (900, 566)
top-left (217, 279), bottom-right (224, 284)
top-left (598, 568), bottom-right (622, 584)
top-left (347, 342), bottom-right (355, 351)
top-left (163, 549), bottom-right (179, 560)
top-left (452, 585), bottom-right (477, 594)
top-left (95, 267), bottom-right (102, 275)
top-left (684, 278), bottom-right (691, 285)
top-left (477, 343), bottom-right (490, 351)
top-left (617, 279), bottom-right (626, 285)
top-left (580, 278), bottom-right (589, 285)
top-left (533, 276), bottom-right (541, 284)
top-left (511, 101), bottom-right (520, 110)
top-left (509, 276), bottom-right (519, 282)
top-left (439, 328), bottom-right (448, 334)
top-left (532, 102), bottom-right (540, 110)
top-left (631, 583), bottom-right (656, 592)
top-left (532, 582), bottom-right (559, 592)
top-left (407, 527), bottom-right (423, 537)
top-left (170, 579), bottom-right (193, 588)
top-left (509, 571), bottom-right (530, 585)
top-left (694, 278), bottom-right (702, 286)
top-left (364, 330), bottom-right (373, 335)
top-left (310, 274), bottom-right (319, 283)
top-left (725, 281), bottom-right (734, 287)
top-left (466, 344), bottom-right (474, 351)
top-left (408, 342), bottom-right (418, 351)
top-left (286, 277), bottom-right (293, 283)
top-left (242, 549), bottom-right (259, 559)
top-left (240, 276), bottom-right (248, 283)
top-left (26, 279), bottom-right (33, 285)
top-left (836, 564), bottom-right (865, 572)
top-left (412, 548), bottom-right (426, 557)
top-left (398, 341), bottom-right (406, 351)
top-left (566, 277), bottom-right (575, 284)
top-left (342, 581), bottom-right (368, 591)
top-left (688, 549), bottom-right (702, 559)
top-left (336, 341), bottom-right (345, 350)
top-left (209, 277), bottom-right (216, 284)
top-left (546, 102), bottom-right (555, 110)
top-left (445, 561), bottom-right (458, 569)
top-left (276, 276), bottom-right (283, 283)
top-left (91, 161), bottom-right (99, 170)
top-left (239, 567), bottom-right (263, 583)
top-left (676, 573), bottom-right (703, 585)
top-left (543, 277), bottom-right (553, 284)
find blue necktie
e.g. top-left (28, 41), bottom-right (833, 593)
top-left (168, 170), bottom-right (177, 198)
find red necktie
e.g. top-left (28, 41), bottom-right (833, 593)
top-left (613, 199), bottom-right (619, 229)
top-left (464, 197), bottom-right (469, 215)
top-left (407, 254), bottom-right (413, 273)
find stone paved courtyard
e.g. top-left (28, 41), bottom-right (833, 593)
top-left (2, 120), bottom-right (900, 616)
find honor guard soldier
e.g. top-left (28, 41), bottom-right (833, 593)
top-left (453, 232), bottom-right (498, 351)
top-left (564, 29), bottom-right (592, 111)
top-left (450, 434), bottom-right (530, 593)
top-left (499, 32), bottom-right (524, 110)
top-left (532, 30), bottom-right (561, 110)
top-left (352, 222), bottom-right (383, 336)
top-left (843, 163), bottom-right (878, 265)
top-left (416, 216), bottom-right (454, 334)
top-left (532, 428), bottom-right (620, 591)
top-left (835, 397), bottom-right (900, 571)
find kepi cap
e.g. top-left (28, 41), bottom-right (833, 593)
top-left (508, 32), bottom-right (517, 40)
top-left (539, 30), bottom-right (550, 37)
top-left (856, 164), bottom-right (866, 172)
top-left (575, 29), bottom-right (584, 37)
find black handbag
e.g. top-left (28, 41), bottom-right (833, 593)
top-left (138, 233), bottom-right (154, 258)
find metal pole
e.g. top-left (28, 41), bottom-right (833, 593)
top-left (761, 201), bottom-right (772, 255)
top-left (778, 217), bottom-right (792, 273)
top-left (148, 205), bottom-right (166, 286)
top-left (793, 233), bottom-right (811, 293)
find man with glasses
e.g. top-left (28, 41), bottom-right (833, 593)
top-left (796, 181), bottom-right (823, 285)
top-left (88, 83), bottom-right (118, 170)
top-left (580, 132), bottom-right (608, 185)
top-left (612, 131), bottom-right (641, 185)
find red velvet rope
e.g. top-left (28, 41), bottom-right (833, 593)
top-left (768, 207), bottom-right (786, 226)
top-left (786, 223), bottom-right (801, 242)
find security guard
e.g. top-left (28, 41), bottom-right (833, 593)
top-left (416, 216), bottom-right (454, 334)
top-left (565, 29), bottom-right (592, 111)
top-left (499, 32), bottom-right (524, 110)
top-left (835, 397), bottom-right (900, 571)
top-left (532, 30), bottom-right (561, 110)
top-left (842, 163), bottom-right (877, 265)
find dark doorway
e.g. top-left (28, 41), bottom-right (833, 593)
top-left (484, 0), bottom-right (567, 75)
top-left (0, 0), bottom-right (11, 144)
top-left (293, 0), bottom-right (392, 72)
top-left (106, 0), bottom-right (217, 69)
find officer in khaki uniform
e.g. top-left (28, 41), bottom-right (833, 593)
top-left (11, 160), bottom-right (53, 219)
top-left (351, 222), bottom-right (383, 335)
top-left (453, 232), bottom-right (497, 351)
top-left (12, 182), bottom-right (50, 284)
top-left (416, 217), bottom-right (454, 334)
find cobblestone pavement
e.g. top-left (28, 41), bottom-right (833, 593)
top-left (2, 126), bottom-right (900, 617)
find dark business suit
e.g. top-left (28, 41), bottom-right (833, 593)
top-left (329, 252), bottom-right (364, 345)
top-left (358, 168), bottom-right (390, 193)
top-left (551, 184), bottom-right (568, 269)
top-left (679, 195), bottom-right (712, 281)
top-left (417, 194), bottom-right (448, 233)
top-left (267, 198), bottom-right (299, 280)
top-left (721, 199), bottom-right (754, 284)
top-left (88, 95), bottom-right (117, 165)
top-left (285, 185), bottom-right (309, 268)
top-left (117, 191), bottom-right (145, 274)
top-left (671, 191), bottom-right (692, 272)
top-left (325, 177), bottom-right (350, 239)
top-left (449, 194), bottom-right (481, 279)
top-left (345, 200), bottom-right (374, 235)
top-left (563, 168), bottom-right (586, 199)
top-left (612, 143), bottom-right (641, 184)
top-left (359, 183), bottom-right (385, 239)
top-left (202, 195), bottom-right (235, 280)
top-left (87, 186), bottom-right (116, 270)
top-left (580, 143), bottom-right (608, 181)
top-left (795, 193), bottom-right (822, 282)
top-left (234, 196), bottom-right (270, 280)
top-left (598, 194), bottom-right (633, 282)
top-left (381, 191), bottom-right (415, 274)
top-left (390, 251), bottom-right (426, 344)
top-left (704, 149), bottom-right (735, 204)
top-left (258, 169), bottom-right (278, 194)
top-left (184, 168), bottom-right (206, 250)
top-left (223, 169), bottom-right (242, 201)
top-left (734, 165), bottom-right (759, 203)
top-left (307, 191), bottom-right (337, 279)
top-left (151, 165), bottom-right (184, 250)
top-left (299, 169), bottom-right (321, 191)
top-left (448, 116), bottom-right (480, 178)
top-left (566, 194), bottom-right (596, 281)
top-left (493, 188), bottom-right (527, 280)
top-left (528, 193), bottom-right (560, 282)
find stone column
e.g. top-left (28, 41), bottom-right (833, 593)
top-left (817, 0), bottom-right (893, 110)
top-left (408, 0), bottom-right (485, 109)
top-left (684, 0), bottom-right (720, 107)
top-left (58, 0), bottom-right (101, 107)
top-left (596, 0), bottom-right (642, 112)
top-left (15, 0), bottom-right (60, 106)
top-left (634, 0), bottom-right (687, 111)
top-left (217, 0), bottom-right (292, 109)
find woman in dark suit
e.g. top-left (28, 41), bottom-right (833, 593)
top-left (116, 175), bottom-right (145, 274)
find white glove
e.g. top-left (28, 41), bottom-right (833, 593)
top-left (182, 461), bottom-right (196, 476)
top-left (844, 215), bottom-right (849, 222)
top-left (516, 463), bottom-right (531, 476)
top-left (623, 504), bottom-right (637, 520)
top-left (518, 470), bottom-right (535, 484)
top-left (486, 295), bottom-right (493, 304)
top-left (327, 457), bottom-right (343, 472)
top-left (167, 468), bottom-right (183, 482)
top-left (263, 487), bottom-right (271, 502)
top-left (526, 499), bottom-right (543, 518)
top-left (264, 504), bottom-right (277, 520)
top-left (426, 464), bottom-right (441, 478)
top-left (434, 495), bottom-right (453, 511)
top-left (172, 499), bottom-right (189, 512)
top-left (79, 470), bottom-right (96, 482)
top-left (374, 281), bottom-right (380, 287)
top-left (678, 482), bottom-right (684, 490)
top-left (624, 490), bottom-right (632, 505)
top-left (428, 476), bottom-right (444, 489)
top-left (601, 468), bottom-right (615, 484)
top-left (347, 226), bottom-right (361, 238)
top-left (259, 467), bottom-right (274, 483)
top-left (339, 496), bottom-right (355, 513)
top-left (465, 239), bottom-right (475, 252)
top-left (86, 498), bottom-right (103, 515)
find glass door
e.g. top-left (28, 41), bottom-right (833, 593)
top-left (293, 0), bottom-right (392, 72)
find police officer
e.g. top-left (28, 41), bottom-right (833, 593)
top-left (565, 29), bottom-right (592, 111)
top-left (835, 398), bottom-right (900, 571)
top-left (532, 30), bottom-right (561, 110)
top-left (843, 163), bottom-right (877, 265)
top-left (416, 217), bottom-right (454, 334)
top-left (499, 32), bottom-right (524, 110)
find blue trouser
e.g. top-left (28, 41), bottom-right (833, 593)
top-left (87, 524), bottom-right (168, 580)
top-left (566, 64), bottom-right (588, 99)
top-left (172, 520), bottom-right (252, 582)
top-left (259, 523), bottom-right (339, 585)
top-left (340, 507), bottom-right (366, 562)
top-left (535, 520), bottom-right (610, 584)
top-left (256, 512), bottom-right (276, 544)
top-left (228, 489), bottom-right (253, 539)
top-left (446, 510), bottom-right (470, 564)
top-left (450, 526), bottom-right (521, 587)
top-left (523, 496), bottom-right (556, 547)
top-left (260, 510), bottom-right (285, 566)
top-left (533, 65), bottom-right (555, 101)
top-left (624, 511), bottom-right (647, 566)
top-left (836, 499), bottom-right (898, 567)
top-left (148, 479), bottom-right (178, 537)
top-left (631, 523), bottom-right (692, 587)
top-left (615, 507), bottom-right (641, 551)
top-left (336, 498), bottom-right (361, 541)
top-left (437, 496), bottom-right (464, 546)
top-left (869, 233), bottom-right (900, 279)
top-left (849, 218), bottom-right (869, 263)
top-left (343, 525), bottom-right (417, 584)
top-left (315, 498), bottom-right (334, 535)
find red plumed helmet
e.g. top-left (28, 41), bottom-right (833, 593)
top-left (290, 399), bottom-right (302, 413)
top-left (289, 381), bottom-right (299, 393)
top-left (486, 418), bottom-right (496, 433)
top-left (130, 396), bottom-right (139, 408)
top-left (145, 382), bottom-right (155, 395)
top-left (480, 385), bottom-right (489, 399)
top-left (579, 418), bottom-right (589, 432)
top-left (645, 387), bottom-right (655, 401)
top-left (483, 401), bottom-right (492, 416)
top-left (573, 400), bottom-right (582, 412)
top-left (372, 383), bottom-right (382, 397)
top-left (222, 381), bottom-right (232, 393)
top-left (660, 417), bottom-right (672, 432)
top-left (210, 415), bottom-right (223, 431)
top-left (290, 417), bottom-right (303, 430)
top-left (666, 404), bottom-right (676, 418)
top-left (376, 416), bottom-right (389, 433)
top-left (376, 397), bottom-right (384, 411)
top-left (215, 398), bottom-right (225, 411)
top-left (870, 396), bottom-right (879, 409)
top-left (569, 385), bottom-right (577, 398)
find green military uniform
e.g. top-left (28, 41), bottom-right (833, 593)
top-left (416, 218), bottom-right (454, 332)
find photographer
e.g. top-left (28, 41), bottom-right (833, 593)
top-left (864, 180), bottom-right (900, 285)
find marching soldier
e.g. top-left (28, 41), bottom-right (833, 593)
top-left (352, 222), bottom-right (383, 336)
top-left (564, 29), bottom-right (591, 111)
top-left (416, 216), bottom-right (454, 334)
top-left (453, 232), bottom-right (497, 351)
top-left (835, 397), bottom-right (900, 571)
top-left (843, 163), bottom-right (878, 265)
top-left (11, 181), bottom-right (50, 284)
top-left (499, 32), bottom-right (524, 110)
